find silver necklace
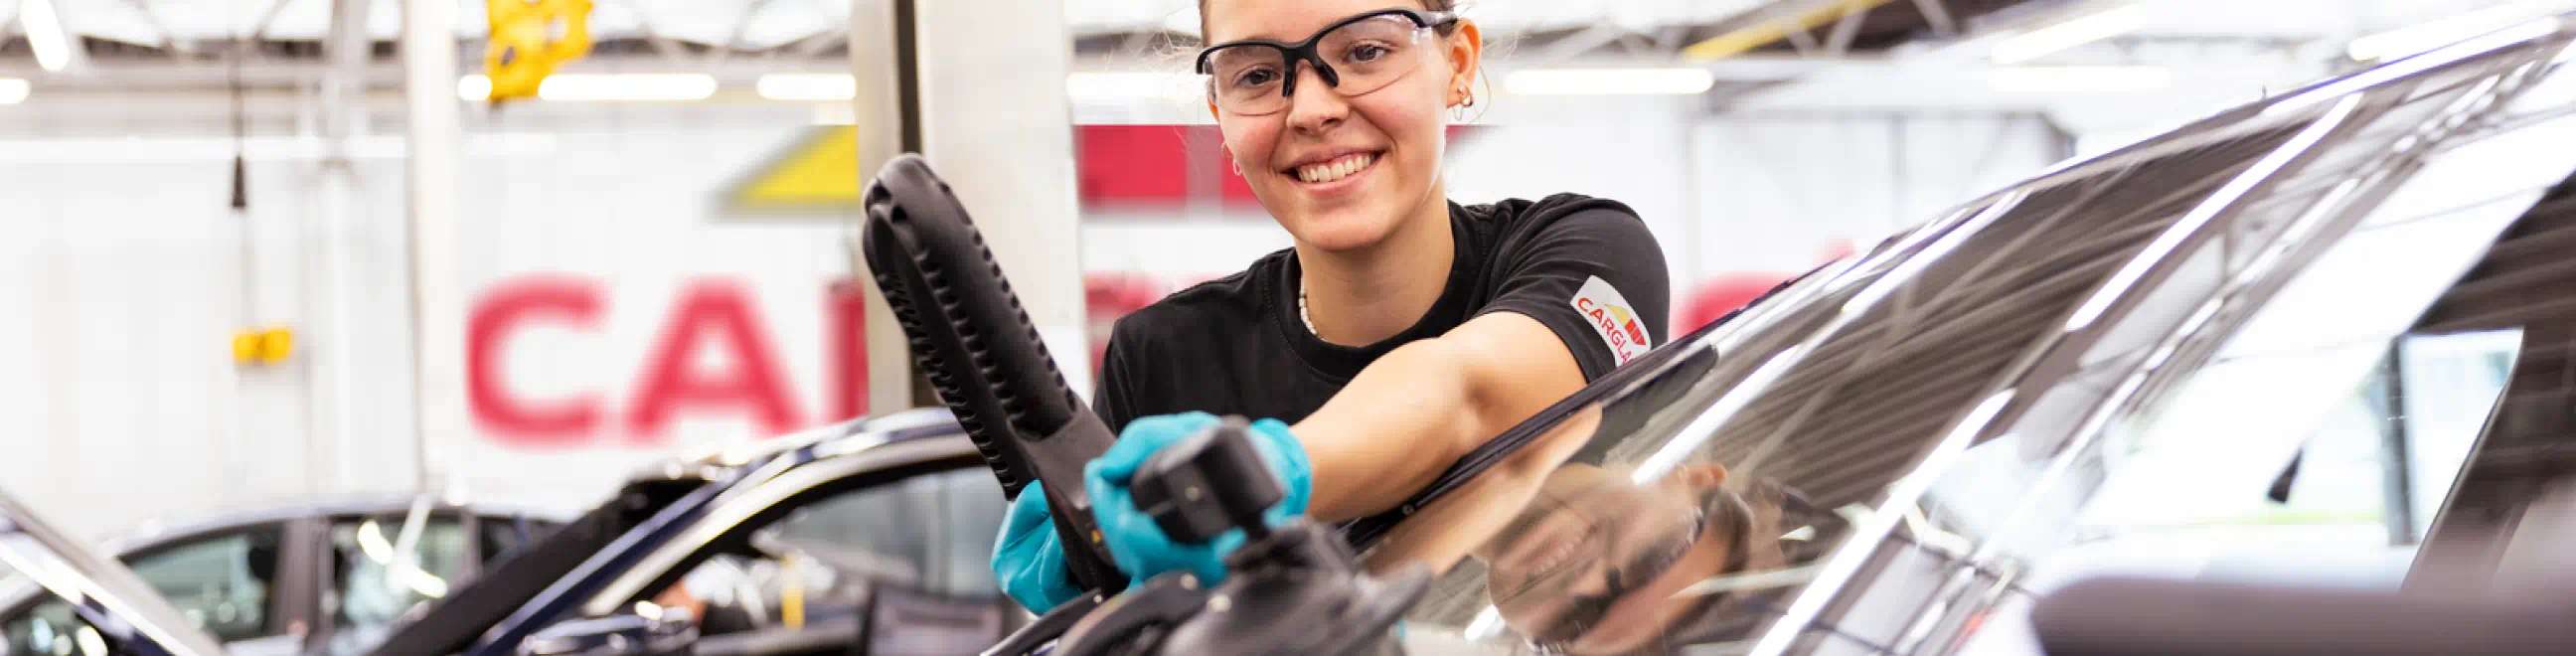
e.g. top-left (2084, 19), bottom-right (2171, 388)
top-left (1298, 283), bottom-right (1317, 334)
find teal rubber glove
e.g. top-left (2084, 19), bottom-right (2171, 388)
top-left (1084, 411), bottom-right (1313, 588)
top-left (990, 486), bottom-right (1083, 613)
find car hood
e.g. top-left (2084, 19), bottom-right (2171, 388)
top-left (0, 487), bottom-right (228, 655)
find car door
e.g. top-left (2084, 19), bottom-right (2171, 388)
top-left (638, 465), bottom-right (1011, 653)
top-left (528, 437), bottom-right (1003, 654)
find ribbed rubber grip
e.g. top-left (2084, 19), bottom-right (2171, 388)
top-left (859, 153), bottom-right (1124, 594)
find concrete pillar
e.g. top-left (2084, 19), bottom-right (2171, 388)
top-left (850, 0), bottom-right (1094, 410)
top-left (404, 0), bottom-right (466, 492)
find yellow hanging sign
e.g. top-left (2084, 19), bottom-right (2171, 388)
top-left (485, 0), bottom-right (595, 102)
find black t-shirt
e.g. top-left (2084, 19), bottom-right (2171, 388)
top-left (1091, 193), bottom-right (1671, 433)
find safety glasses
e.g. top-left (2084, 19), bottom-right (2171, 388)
top-left (1194, 8), bottom-right (1459, 116)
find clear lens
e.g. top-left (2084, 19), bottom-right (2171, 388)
top-left (1205, 14), bottom-right (1432, 115)
top-left (1207, 46), bottom-right (1288, 111)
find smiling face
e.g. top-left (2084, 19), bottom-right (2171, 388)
top-left (1201, 0), bottom-right (1480, 252)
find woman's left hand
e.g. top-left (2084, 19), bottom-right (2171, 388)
top-left (1084, 411), bottom-right (1313, 587)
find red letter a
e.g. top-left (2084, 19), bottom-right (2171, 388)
top-left (626, 281), bottom-right (805, 442)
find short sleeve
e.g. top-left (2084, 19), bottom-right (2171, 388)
top-left (1476, 206), bottom-right (1672, 382)
top-left (1091, 319), bottom-right (1144, 434)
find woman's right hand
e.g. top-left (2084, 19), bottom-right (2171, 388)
top-left (991, 487), bottom-right (1083, 613)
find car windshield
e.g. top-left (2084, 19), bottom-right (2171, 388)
top-left (1362, 19), bottom-right (2576, 655)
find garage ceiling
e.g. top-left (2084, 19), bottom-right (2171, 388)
top-left (0, 0), bottom-right (2526, 60)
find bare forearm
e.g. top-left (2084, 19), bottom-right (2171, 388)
top-left (1293, 339), bottom-right (1488, 521)
top-left (1289, 313), bottom-right (1587, 521)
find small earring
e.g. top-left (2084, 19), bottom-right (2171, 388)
top-left (1230, 159), bottom-right (1243, 176)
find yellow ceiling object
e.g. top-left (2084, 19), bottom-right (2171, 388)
top-left (233, 327), bottom-right (294, 366)
top-left (1683, 0), bottom-right (1900, 61)
top-left (484, 0), bottom-right (595, 102)
top-left (723, 126), bottom-right (869, 214)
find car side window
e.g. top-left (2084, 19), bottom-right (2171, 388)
top-left (478, 514), bottom-right (551, 565)
top-left (761, 467), bottom-right (1007, 597)
top-left (3, 597), bottom-right (90, 655)
top-left (322, 515), bottom-right (471, 655)
top-left (649, 467), bottom-right (1007, 638)
top-left (121, 527), bottom-right (285, 644)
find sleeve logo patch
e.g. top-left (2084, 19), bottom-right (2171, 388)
top-left (1572, 275), bottom-right (1651, 365)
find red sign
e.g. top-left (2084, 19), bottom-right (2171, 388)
top-left (468, 275), bottom-right (867, 447)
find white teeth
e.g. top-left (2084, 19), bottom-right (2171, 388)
top-left (1294, 152), bottom-right (1374, 184)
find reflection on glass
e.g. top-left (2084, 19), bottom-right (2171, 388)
top-left (125, 530), bottom-right (281, 643)
top-left (1479, 463), bottom-right (1837, 654)
top-left (328, 516), bottom-right (469, 654)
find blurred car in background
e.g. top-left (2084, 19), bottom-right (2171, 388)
top-left (0, 488), bottom-right (233, 655)
top-left (373, 407), bottom-right (1011, 656)
top-left (0, 495), bottom-right (562, 656)
top-left (4, 408), bottom-right (1007, 656)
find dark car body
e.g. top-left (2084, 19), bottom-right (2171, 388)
top-left (373, 408), bottom-right (1012, 656)
top-left (1349, 13), bottom-right (2576, 655)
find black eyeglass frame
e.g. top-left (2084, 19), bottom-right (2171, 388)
top-left (1193, 8), bottom-right (1460, 103)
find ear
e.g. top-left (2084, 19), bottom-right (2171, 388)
top-left (1444, 19), bottom-right (1485, 107)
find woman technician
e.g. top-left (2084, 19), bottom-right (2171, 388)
top-left (996, 0), bottom-right (1671, 612)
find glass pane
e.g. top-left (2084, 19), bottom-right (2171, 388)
top-left (324, 516), bottom-right (470, 655)
top-left (648, 467), bottom-right (1007, 640)
top-left (3, 598), bottom-right (89, 656)
top-left (1361, 118), bottom-right (2318, 653)
top-left (123, 529), bottom-right (283, 643)
top-left (1942, 120), bottom-right (2576, 654)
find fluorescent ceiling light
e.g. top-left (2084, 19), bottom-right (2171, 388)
top-left (1065, 72), bottom-right (1205, 103)
top-left (758, 73), bottom-right (856, 101)
top-left (462, 74), bottom-right (722, 103)
top-left (1989, 65), bottom-right (2173, 93)
top-left (0, 79), bottom-right (28, 104)
top-left (1989, 3), bottom-right (2150, 65)
top-left (457, 75), bottom-right (493, 101)
top-left (1506, 68), bottom-right (1715, 95)
top-left (20, 0), bottom-right (71, 73)
top-left (538, 74), bottom-right (719, 101)
top-left (2348, 0), bottom-right (2565, 62)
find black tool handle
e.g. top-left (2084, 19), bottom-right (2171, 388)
top-left (1131, 417), bottom-right (1284, 544)
top-left (860, 153), bottom-right (1125, 594)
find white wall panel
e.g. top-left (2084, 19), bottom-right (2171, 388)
top-left (1689, 113), bottom-right (2064, 276)
top-left (0, 103), bottom-right (871, 536)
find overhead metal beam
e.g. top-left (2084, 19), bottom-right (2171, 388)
top-left (1685, 0), bottom-right (1901, 61)
top-left (118, 0), bottom-right (186, 56)
top-left (707, 0), bottom-right (778, 68)
top-left (17, 0), bottom-right (90, 72)
top-left (1826, 2), bottom-right (1872, 55)
top-left (1910, 0), bottom-right (1960, 36)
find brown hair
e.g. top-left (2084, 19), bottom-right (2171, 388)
top-left (1198, 0), bottom-right (1464, 38)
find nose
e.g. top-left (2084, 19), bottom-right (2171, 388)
top-left (1284, 62), bottom-right (1349, 135)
